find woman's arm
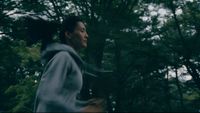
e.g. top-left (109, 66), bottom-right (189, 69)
top-left (35, 52), bottom-right (76, 112)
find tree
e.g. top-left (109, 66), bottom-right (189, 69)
top-left (1, 0), bottom-right (200, 112)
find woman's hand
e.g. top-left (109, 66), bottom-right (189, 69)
top-left (82, 98), bottom-right (107, 112)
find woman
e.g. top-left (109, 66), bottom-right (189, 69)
top-left (25, 15), bottom-right (105, 112)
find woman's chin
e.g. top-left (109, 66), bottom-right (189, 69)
top-left (82, 43), bottom-right (87, 48)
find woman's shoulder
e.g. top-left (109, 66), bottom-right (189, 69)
top-left (44, 51), bottom-right (74, 69)
top-left (53, 51), bottom-right (72, 60)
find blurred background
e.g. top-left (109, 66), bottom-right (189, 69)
top-left (0, 0), bottom-right (200, 112)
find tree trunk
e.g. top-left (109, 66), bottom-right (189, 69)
top-left (165, 67), bottom-right (172, 112)
top-left (114, 38), bottom-right (122, 112)
top-left (185, 60), bottom-right (200, 90)
top-left (175, 67), bottom-right (184, 111)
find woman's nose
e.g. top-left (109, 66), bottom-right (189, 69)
top-left (85, 32), bottom-right (88, 38)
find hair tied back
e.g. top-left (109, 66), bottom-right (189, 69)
top-left (24, 16), bottom-right (60, 45)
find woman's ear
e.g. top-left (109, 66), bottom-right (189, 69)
top-left (64, 31), bottom-right (71, 39)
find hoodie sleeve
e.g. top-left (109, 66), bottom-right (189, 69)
top-left (35, 51), bottom-right (79, 112)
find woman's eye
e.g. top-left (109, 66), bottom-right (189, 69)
top-left (81, 28), bottom-right (86, 32)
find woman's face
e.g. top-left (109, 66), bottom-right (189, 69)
top-left (68, 21), bottom-right (88, 50)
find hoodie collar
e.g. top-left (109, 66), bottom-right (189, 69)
top-left (41, 43), bottom-right (84, 67)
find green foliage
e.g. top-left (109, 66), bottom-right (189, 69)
top-left (5, 75), bottom-right (38, 112)
top-left (1, 0), bottom-right (200, 112)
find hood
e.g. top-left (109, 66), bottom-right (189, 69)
top-left (41, 43), bottom-right (83, 67)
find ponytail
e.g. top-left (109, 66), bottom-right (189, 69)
top-left (24, 16), bottom-right (59, 50)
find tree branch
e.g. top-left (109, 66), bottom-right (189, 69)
top-left (169, 0), bottom-right (187, 47)
top-left (49, 0), bottom-right (62, 21)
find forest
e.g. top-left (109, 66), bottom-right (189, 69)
top-left (0, 0), bottom-right (200, 112)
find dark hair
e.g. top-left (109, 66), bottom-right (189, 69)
top-left (24, 16), bottom-right (59, 50)
top-left (24, 15), bottom-right (83, 50)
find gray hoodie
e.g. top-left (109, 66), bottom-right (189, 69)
top-left (34, 43), bottom-right (89, 112)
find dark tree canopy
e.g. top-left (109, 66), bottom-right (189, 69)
top-left (0, 0), bottom-right (200, 112)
